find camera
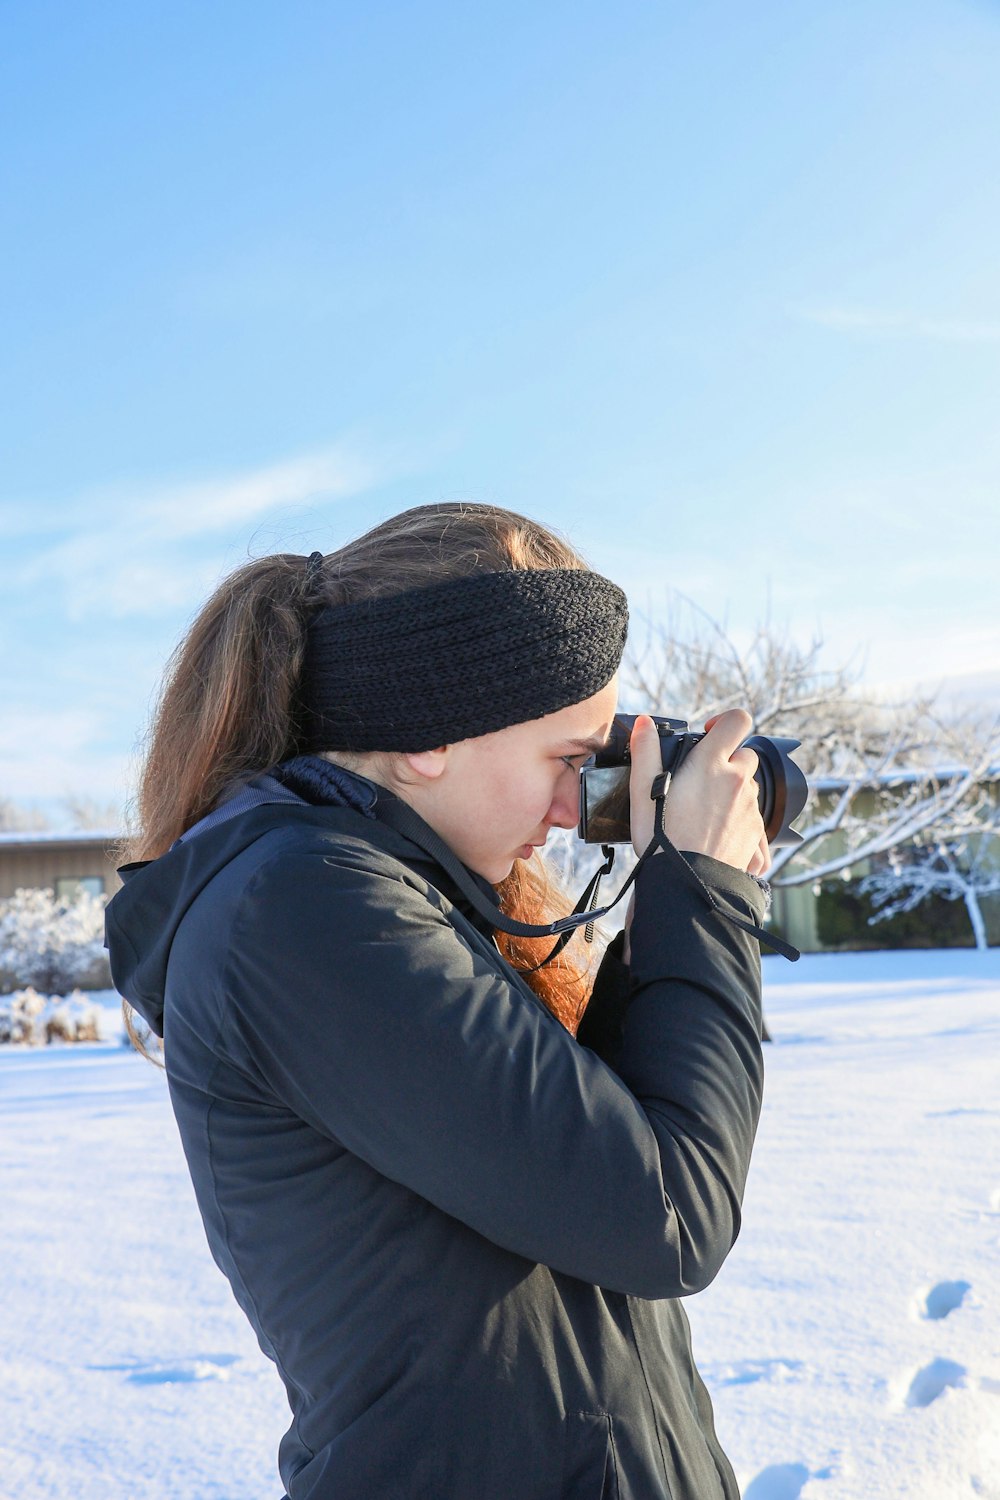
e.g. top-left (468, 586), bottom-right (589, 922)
top-left (578, 714), bottom-right (807, 848)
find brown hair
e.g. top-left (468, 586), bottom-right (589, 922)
top-left (125, 502), bottom-right (600, 1049)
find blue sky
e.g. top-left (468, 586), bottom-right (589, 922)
top-left (3, 0), bottom-right (999, 811)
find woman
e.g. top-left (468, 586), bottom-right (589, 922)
top-left (107, 501), bottom-right (769, 1500)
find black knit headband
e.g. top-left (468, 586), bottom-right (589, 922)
top-left (299, 568), bottom-right (629, 752)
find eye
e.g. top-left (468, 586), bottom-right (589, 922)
top-left (560, 755), bottom-right (582, 771)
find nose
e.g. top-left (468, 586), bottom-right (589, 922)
top-left (547, 783), bottom-right (580, 832)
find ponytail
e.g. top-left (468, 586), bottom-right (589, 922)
top-left (127, 554), bottom-right (322, 864)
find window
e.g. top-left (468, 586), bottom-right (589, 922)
top-left (55, 876), bottom-right (105, 903)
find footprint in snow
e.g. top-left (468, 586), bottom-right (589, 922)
top-left (126, 1358), bottom-right (236, 1385)
top-left (901, 1357), bottom-right (967, 1408)
top-left (743, 1462), bottom-right (812, 1499)
top-left (89, 1353), bottom-right (241, 1384)
top-left (917, 1279), bottom-right (971, 1320)
top-left (712, 1358), bottom-right (804, 1388)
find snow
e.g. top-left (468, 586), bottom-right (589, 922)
top-left (688, 949), bottom-right (1000, 1499)
top-left (2, 952), bottom-right (999, 1499)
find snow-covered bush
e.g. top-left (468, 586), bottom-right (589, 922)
top-left (0, 987), bottom-right (47, 1044)
top-left (0, 887), bottom-right (109, 993)
top-left (0, 986), bottom-right (104, 1046)
top-left (43, 992), bottom-right (103, 1044)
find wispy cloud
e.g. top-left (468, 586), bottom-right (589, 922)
top-left (0, 707), bottom-right (134, 803)
top-left (0, 440), bottom-right (402, 802)
top-left (13, 443), bottom-right (381, 620)
top-left (791, 305), bottom-right (1000, 343)
top-left (139, 449), bottom-right (375, 538)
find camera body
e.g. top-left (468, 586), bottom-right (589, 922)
top-left (578, 713), bottom-right (807, 847)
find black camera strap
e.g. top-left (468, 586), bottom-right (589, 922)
top-left (374, 770), bottom-right (799, 968)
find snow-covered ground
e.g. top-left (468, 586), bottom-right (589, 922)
top-left (1, 952), bottom-right (998, 1500)
top-left (690, 949), bottom-right (1000, 1500)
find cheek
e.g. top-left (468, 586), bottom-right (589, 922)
top-left (483, 763), bottom-right (556, 827)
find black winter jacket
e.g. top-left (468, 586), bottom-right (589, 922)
top-left (105, 764), bottom-right (766, 1500)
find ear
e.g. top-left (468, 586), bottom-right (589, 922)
top-left (399, 744), bottom-right (450, 782)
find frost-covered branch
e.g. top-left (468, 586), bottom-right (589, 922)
top-left (617, 598), bottom-right (1000, 899)
top-left (859, 786), bottom-right (1000, 949)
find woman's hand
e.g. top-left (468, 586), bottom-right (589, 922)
top-left (628, 710), bottom-right (770, 877)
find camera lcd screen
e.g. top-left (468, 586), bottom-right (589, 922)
top-left (579, 765), bottom-right (632, 844)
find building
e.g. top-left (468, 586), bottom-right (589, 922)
top-left (0, 830), bottom-right (123, 903)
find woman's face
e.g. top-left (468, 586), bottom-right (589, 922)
top-left (396, 675), bottom-right (620, 883)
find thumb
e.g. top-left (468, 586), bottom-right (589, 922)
top-left (628, 715), bottom-right (662, 856)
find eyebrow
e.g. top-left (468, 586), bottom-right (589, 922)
top-left (559, 733), bottom-right (612, 754)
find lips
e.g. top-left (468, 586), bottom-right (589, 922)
top-left (515, 838), bottom-right (549, 860)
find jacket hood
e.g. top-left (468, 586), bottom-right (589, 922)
top-left (105, 770), bottom-right (499, 1037)
top-left (105, 800), bottom-right (291, 1037)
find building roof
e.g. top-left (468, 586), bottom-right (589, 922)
top-left (0, 829), bottom-right (121, 851)
top-left (812, 765), bottom-right (999, 795)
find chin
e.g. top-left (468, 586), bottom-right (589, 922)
top-left (460, 851), bottom-right (512, 884)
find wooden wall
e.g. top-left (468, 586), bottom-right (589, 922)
top-left (0, 839), bottom-right (122, 901)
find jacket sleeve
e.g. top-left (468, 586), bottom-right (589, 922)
top-left (222, 843), bottom-right (765, 1300)
top-left (576, 929), bottom-right (630, 1066)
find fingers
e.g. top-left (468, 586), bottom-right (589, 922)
top-left (659, 710), bottom-right (765, 872)
top-left (628, 710), bottom-right (771, 876)
top-left (700, 707), bottom-right (754, 759)
top-left (748, 827), bottom-right (771, 879)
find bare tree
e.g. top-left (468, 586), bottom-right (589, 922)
top-left (0, 794), bottom-right (122, 834)
top-left (59, 794), bottom-right (123, 831)
top-left (623, 598), bottom-right (876, 780)
top-left (620, 599), bottom-right (1000, 898)
top-left (0, 798), bottom-right (50, 833)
